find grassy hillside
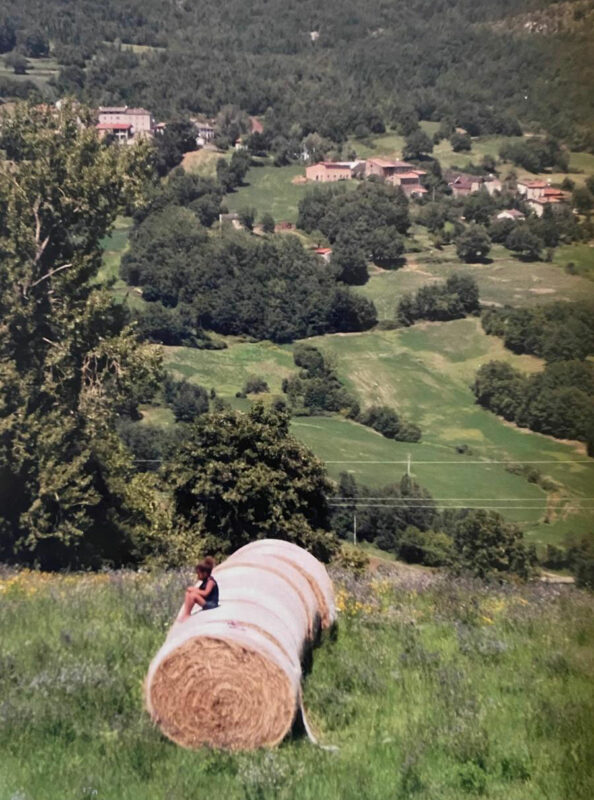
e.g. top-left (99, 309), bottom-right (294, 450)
top-left (1, 567), bottom-right (592, 800)
top-left (225, 163), bottom-right (319, 224)
top-left (160, 318), bottom-right (594, 547)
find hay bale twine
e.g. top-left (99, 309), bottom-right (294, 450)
top-left (145, 540), bottom-right (334, 750)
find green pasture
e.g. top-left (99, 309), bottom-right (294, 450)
top-left (1, 569), bottom-right (592, 800)
top-left (226, 162), bottom-right (312, 223)
top-left (97, 216), bottom-right (146, 310)
top-left (163, 340), bottom-right (294, 396)
top-left (359, 234), bottom-right (594, 321)
top-left (156, 316), bottom-right (594, 545)
top-left (181, 148), bottom-right (228, 180)
top-left (552, 242), bottom-right (594, 281)
top-left (0, 56), bottom-right (59, 90)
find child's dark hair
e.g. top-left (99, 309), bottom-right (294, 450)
top-left (196, 556), bottom-right (215, 576)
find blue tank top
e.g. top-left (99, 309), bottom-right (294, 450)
top-left (200, 576), bottom-right (219, 608)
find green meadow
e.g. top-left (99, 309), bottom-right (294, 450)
top-left (0, 56), bottom-right (60, 91)
top-left (160, 317), bottom-right (594, 547)
top-left (1, 568), bottom-right (592, 800)
top-left (225, 163), bottom-right (312, 223)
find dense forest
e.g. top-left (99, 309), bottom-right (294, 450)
top-left (1, 0), bottom-right (593, 148)
top-left (473, 359), bottom-right (594, 449)
top-left (481, 301), bottom-right (594, 361)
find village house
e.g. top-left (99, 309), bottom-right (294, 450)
top-left (517, 179), bottom-right (548, 201)
top-left (364, 158), bottom-right (427, 196)
top-left (96, 107), bottom-right (155, 143)
top-left (305, 161), bottom-right (364, 182)
top-left (314, 247), bottom-right (333, 262)
top-left (448, 173), bottom-right (501, 198)
top-left (496, 209), bottom-right (525, 221)
top-left (528, 187), bottom-right (569, 217)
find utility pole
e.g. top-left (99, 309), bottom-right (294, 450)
top-left (353, 512), bottom-right (357, 545)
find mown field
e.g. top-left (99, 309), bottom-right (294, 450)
top-left (359, 230), bottom-right (594, 319)
top-left (159, 318), bottom-right (594, 547)
top-left (0, 56), bottom-right (59, 91)
top-left (1, 567), bottom-right (593, 800)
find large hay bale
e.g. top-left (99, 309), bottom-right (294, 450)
top-left (145, 539), bottom-right (334, 750)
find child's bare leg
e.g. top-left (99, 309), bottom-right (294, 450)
top-left (177, 588), bottom-right (205, 622)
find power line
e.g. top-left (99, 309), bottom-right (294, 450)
top-left (330, 497), bottom-right (591, 501)
top-left (328, 503), bottom-right (594, 510)
top-left (326, 459), bottom-right (593, 465)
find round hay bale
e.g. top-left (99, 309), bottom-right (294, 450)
top-left (216, 554), bottom-right (320, 635)
top-left (213, 564), bottom-right (310, 645)
top-left (147, 623), bottom-right (299, 750)
top-left (146, 541), bottom-right (334, 750)
top-left (228, 539), bottom-right (336, 628)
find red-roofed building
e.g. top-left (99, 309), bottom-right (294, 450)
top-left (97, 106), bottom-right (154, 143)
top-left (517, 179), bottom-right (548, 201)
top-left (448, 173), bottom-right (502, 198)
top-left (96, 121), bottom-right (133, 143)
top-left (528, 186), bottom-right (569, 216)
top-left (314, 247), bottom-right (333, 262)
top-left (365, 158), bottom-right (426, 195)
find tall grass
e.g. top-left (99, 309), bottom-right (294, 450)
top-left (1, 567), bottom-right (592, 799)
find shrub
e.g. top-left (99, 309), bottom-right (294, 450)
top-left (243, 376), bottom-right (269, 394)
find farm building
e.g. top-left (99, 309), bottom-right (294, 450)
top-left (448, 173), bottom-right (501, 198)
top-left (517, 179), bottom-right (549, 201)
top-left (97, 107), bottom-right (154, 142)
top-left (365, 158), bottom-right (427, 196)
top-left (528, 187), bottom-right (569, 216)
top-left (305, 161), bottom-right (364, 182)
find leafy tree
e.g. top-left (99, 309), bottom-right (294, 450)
top-left (452, 510), bottom-right (536, 578)
top-left (0, 103), bottom-right (161, 569)
top-left (0, 19), bottom-right (16, 53)
top-left (370, 226), bottom-right (405, 268)
top-left (153, 119), bottom-right (198, 176)
top-left (4, 51), bottom-right (28, 74)
top-left (165, 378), bottom-right (209, 423)
top-left (403, 129), bottom-right (433, 160)
top-left (243, 376), bottom-right (269, 394)
top-left (505, 225), bottom-right (543, 260)
top-left (450, 131), bottom-right (472, 152)
top-left (572, 185), bottom-right (593, 214)
top-left (358, 405), bottom-right (421, 442)
top-left (164, 403), bottom-right (338, 560)
top-left (239, 207), bottom-right (256, 231)
top-left (21, 29), bottom-right (49, 57)
top-left (397, 273), bottom-right (480, 325)
top-left (261, 213), bottom-right (275, 233)
top-left (456, 225), bottom-right (491, 262)
top-left (331, 234), bottom-right (368, 285)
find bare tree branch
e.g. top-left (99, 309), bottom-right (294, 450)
top-left (29, 262), bottom-right (73, 290)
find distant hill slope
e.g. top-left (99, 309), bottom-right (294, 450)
top-left (1, 0), bottom-right (593, 146)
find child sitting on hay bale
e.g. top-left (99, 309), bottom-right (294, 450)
top-left (178, 557), bottom-right (219, 622)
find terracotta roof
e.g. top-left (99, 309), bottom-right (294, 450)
top-left (397, 172), bottom-right (423, 180)
top-left (498, 209), bottom-right (524, 218)
top-left (250, 116), bottom-right (264, 134)
top-left (519, 180), bottom-right (547, 188)
top-left (367, 157), bottom-right (404, 168)
top-left (99, 106), bottom-right (151, 115)
top-left (321, 162), bottom-right (352, 169)
top-left (315, 247), bottom-right (333, 254)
